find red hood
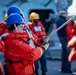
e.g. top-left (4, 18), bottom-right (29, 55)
top-left (3, 31), bottom-right (29, 41)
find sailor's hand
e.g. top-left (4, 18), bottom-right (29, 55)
top-left (41, 36), bottom-right (49, 42)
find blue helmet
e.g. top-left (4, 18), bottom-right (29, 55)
top-left (6, 13), bottom-right (24, 27)
top-left (7, 6), bottom-right (23, 16)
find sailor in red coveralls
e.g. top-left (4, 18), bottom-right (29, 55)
top-left (0, 14), bottom-right (8, 75)
top-left (28, 12), bottom-right (48, 75)
top-left (3, 13), bottom-right (49, 75)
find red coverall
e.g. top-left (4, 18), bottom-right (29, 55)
top-left (68, 23), bottom-right (76, 62)
top-left (28, 21), bottom-right (46, 47)
top-left (3, 31), bottom-right (44, 75)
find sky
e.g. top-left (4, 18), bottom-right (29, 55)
top-left (68, 0), bottom-right (76, 15)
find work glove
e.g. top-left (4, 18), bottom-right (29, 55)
top-left (39, 36), bottom-right (49, 45)
top-left (42, 42), bottom-right (49, 50)
top-left (41, 36), bottom-right (49, 42)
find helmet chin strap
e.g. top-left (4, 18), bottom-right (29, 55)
top-left (14, 24), bottom-right (18, 32)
